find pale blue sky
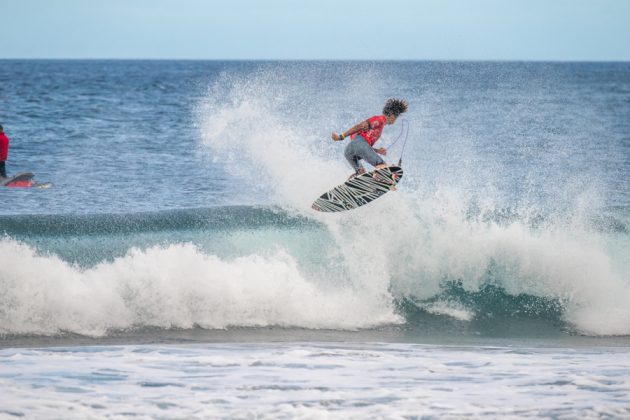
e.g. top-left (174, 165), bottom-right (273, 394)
top-left (1, 0), bottom-right (629, 60)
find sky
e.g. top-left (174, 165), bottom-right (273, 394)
top-left (1, 0), bottom-right (629, 60)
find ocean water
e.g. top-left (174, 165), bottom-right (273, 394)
top-left (0, 60), bottom-right (629, 418)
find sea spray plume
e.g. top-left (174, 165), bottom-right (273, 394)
top-left (195, 64), bottom-right (393, 211)
top-left (196, 73), bottom-right (342, 209)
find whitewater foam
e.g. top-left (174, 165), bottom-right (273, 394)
top-left (0, 238), bottom-right (400, 336)
top-left (3, 343), bottom-right (630, 418)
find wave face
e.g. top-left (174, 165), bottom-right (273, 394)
top-left (1, 204), bottom-right (628, 337)
top-left (1, 61), bottom-right (629, 338)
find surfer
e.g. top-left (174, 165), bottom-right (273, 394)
top-left (0, 124), bottom-right (9, 180)
top-left (331, 98), bottom-right (408, 179)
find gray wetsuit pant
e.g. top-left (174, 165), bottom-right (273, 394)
top-left (344, 135), bottom-right (385, 172)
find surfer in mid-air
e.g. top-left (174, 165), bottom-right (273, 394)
top-left (331, 98), bottom-right (408, 179)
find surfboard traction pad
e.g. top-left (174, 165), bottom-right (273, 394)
top-left (312, 166), bottom-right (403, 212)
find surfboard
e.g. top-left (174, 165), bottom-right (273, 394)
top-left (1, 172), bottom-right (52, 189)
top-left (312, 166), bottom-right (403, 212)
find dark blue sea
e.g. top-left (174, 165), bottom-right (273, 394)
top-left (1, 60), bottom-right (629, 418)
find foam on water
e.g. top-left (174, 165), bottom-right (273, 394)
top-left (0, 238), bottom-right (399, 336)
top-left (2, 343), bottom-right (629, 418)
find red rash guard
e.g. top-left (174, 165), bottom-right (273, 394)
top-left (351, 115), bottom-right (387, 147)
top-left (0, 133), bottom-right (9, 161)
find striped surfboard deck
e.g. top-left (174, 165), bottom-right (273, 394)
top-left (312, 166), bottom-right (403, 212)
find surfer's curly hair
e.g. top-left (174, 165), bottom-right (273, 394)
top-left (383, 98), bottom-right (408, 117)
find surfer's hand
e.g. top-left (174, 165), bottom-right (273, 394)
top-left (375, 147), bottom-right (387, 155)
top-left (331, 132), bottom-right (342, 141)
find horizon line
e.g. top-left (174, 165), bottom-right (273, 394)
top-left (1, 58), bottom-right (630, 63)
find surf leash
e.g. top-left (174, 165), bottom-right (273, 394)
top-left (384, 118), bottom-right (409, 166)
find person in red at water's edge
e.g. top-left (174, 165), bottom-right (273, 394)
top-left (331, 98), bottom-right (408, 179)
top-left (0, 124), bottom-right (9, 180)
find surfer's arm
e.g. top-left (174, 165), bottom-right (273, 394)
top-left (331, 120), bottom-right (370, 141)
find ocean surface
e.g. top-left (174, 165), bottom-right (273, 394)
top-left (0, 60), bottom-right (629, 418)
